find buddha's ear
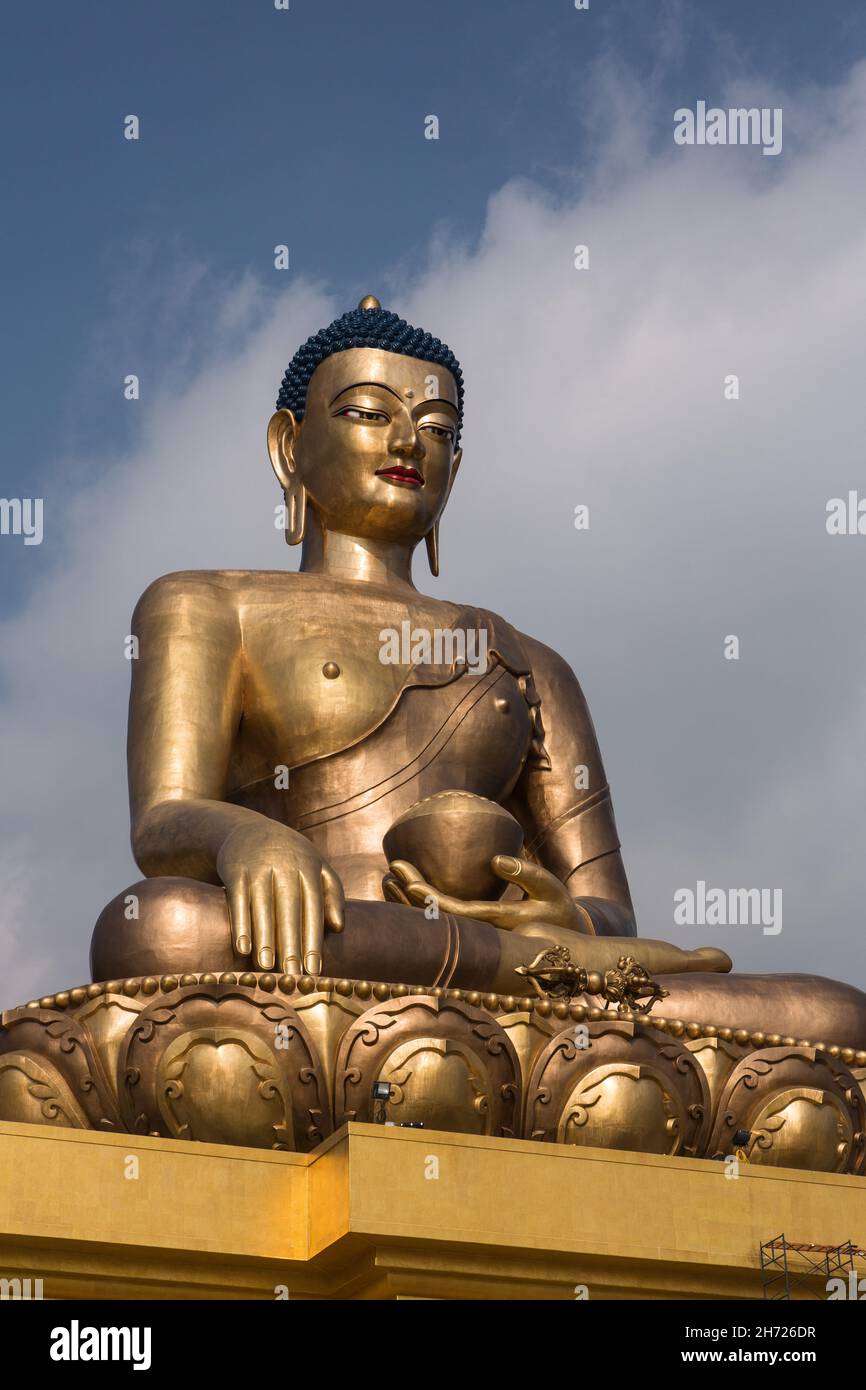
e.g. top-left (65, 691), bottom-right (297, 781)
top-left (267, 409), bottom-right (300, 489)
top-left (268, 409), bottom-right (306, 546)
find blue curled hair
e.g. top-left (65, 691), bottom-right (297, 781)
top-left (275, 306), bottom-right (464, 440)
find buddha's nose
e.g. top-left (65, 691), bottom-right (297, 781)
top-left (388, 416), bottom-right (425, 459)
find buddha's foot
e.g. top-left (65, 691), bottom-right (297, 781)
top-left (504, 921), bottom-right (732, 981)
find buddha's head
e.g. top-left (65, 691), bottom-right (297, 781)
top-left (267, 297), bottom-right (463, 574)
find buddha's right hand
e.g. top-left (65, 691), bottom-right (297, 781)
top-left (215, 822), bottom-right (344, 976)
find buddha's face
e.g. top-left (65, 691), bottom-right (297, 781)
top-left (269, 347), bottom-right (461, 543)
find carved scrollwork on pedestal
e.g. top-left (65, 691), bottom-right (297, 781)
top-left (334, 994), bottom-right (521, 1137)
top-left (0, 1053), bottom-right (90, 1129)
top-left (2, 975), bottom-right (865, 1173)
top-left (117, 984), bottom-right (330, 1151)
top-left (525, 1019), bottom-right (710, 1157)
top-left (707, 1046), bottom-right (866, 1173)
top-left (72, 993), bottom-right (148, 1107)
top-left (0, 1007), bottom-right (121, 1130)
top-left (685, 1035), bottom-right (747, 1118)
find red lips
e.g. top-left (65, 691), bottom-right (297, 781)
top-left (375, 465), bottom-right (424, 487)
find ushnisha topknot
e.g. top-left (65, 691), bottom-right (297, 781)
top-left (275, 295), bottom-right (464, 440)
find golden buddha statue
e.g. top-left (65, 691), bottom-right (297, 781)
top-left (87, 296), bottom-right (866, 1051)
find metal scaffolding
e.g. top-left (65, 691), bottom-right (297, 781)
top-left (760, 1233), bottom-right (865, 1300)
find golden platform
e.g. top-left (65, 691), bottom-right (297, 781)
top-left (1, 1119), bottom-right (863, 1300)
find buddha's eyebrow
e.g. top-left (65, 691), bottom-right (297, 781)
top-left (329, 381), bottom-right (403, 405)
top-left (416, 398), bottom-right (458, 416)
top-left (329, 382), bottom-right (458, 414)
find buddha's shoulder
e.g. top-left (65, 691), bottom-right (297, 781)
top-left (457, 600), bottom-right (582, 690)
top-left (134, 567), bottom-right (326, 628)
top-left (427, 595), bottom-right (578, 686)
top-left (134, 568), bottom-right (325, 616)
top-left (511, 625), bottom-right (586, 700)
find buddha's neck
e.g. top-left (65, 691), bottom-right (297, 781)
top-left (299, 513), bottom-right (417, 589)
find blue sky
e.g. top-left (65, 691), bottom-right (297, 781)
top-left (3, 1), bottom-right (866, 996)
top-left (2, 0), bottom-right (864, 604)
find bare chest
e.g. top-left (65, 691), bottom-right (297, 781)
top-left (233, 592), bottom-right (487, 777)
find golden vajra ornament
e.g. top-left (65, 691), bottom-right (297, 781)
top-left (516, 947), bottom-right (669, 1015)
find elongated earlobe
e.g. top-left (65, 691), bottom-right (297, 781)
top-left (425, 522), bottom-right (439, 577)
top-left (284, 479), bottom-right (307, 546)
top-left (425, 447), bottom-right (460, 576)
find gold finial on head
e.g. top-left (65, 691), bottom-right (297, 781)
top-left (358, 294), bottom-right (381, 310)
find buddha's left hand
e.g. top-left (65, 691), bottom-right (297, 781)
top-left (384, 855), bottom-right (592, 934)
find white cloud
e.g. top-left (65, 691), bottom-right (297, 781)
top-left (3, 62), bottom-right (866, 997)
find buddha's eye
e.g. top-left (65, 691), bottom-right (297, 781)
top-left (335, 406), bottom-right (389, 423)
top-left (419, 423), bottom-right (455, 442)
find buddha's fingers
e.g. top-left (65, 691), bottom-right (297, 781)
top-left (228, 873), bottom-right (252, 957)
top-left (386, 861), bottom-right (430, 898)
top-left (492, 855), bottom-right (568, 904)
top-left (275, 871), bottom-right (301, 976)
top-left (382, 872), bottom-right (413, 906)
top-left (387, 861), bottom-right (508, 924)
top-left (250, 873), bottom-right (276, 971)
top-left (299, 871), bottom-right (323, 976)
